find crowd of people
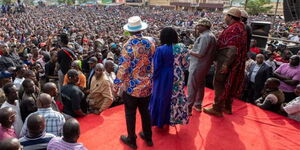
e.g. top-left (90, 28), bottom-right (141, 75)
top-left (0, 4), bottom-right (300, 150)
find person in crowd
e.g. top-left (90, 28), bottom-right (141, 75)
top-left (0, 43), bottom-right (15, 71)
top-left (187, 18), bottom-right (216, 114)
top-left (13, 65), bottom-right (25, 91)
top-left (0, 107), bottom-right (17, 140)
top-left (19, 114), bottom-right (56, 150)
top-left (20, 93), bottom-right (65, 137)
top-left (150, 27), bottom-right (190, 128)
top-left (20, 97), bottom-right (37, 122)
top-left (104, 60), bottom-right (116, 84)
top-left (87, 63), bottom-right (113, 114)
top-left (0, 71), bottom-right (13, 106)
top-left (274, 55), bottom-right (300, 102)
top-left (61, 69), bottom-right (86, 117)
top-left (265, 52), bottom-right (277, 71)
top-left (0, 138), bottom-right (22, 150)
top-left (240, 9), bottom-right (252, 52)
top-left (249, 39), bottom-right (261, 55)
top-left (21, 79), bottom-right (37, 102)
top-left (1, 83), bottom-right (23, 137)
top-left (204, 7), bottom-right (248, 117)
top-left (246, 54), bottom-right (273, 103)
top-left (87, 56), bottom-right (97, 89)
top-left (255, 78), bottom-right (285, 113)
top-left (44, 51), bottom-right (58, 82)
top-left (20, 79), bottom-right (38, 121)
top-left (63, 60), bottom-right (86, 90)
top-left (114, 16), bottom-right (155, 149)
top-left (57, 33), bottom-right (76, 90)
top-left (42, 82), bottom-right (61, 112)
top-left (282, 84), bottom-right (300, 121)
top-left (47, 118), bottom-right (87, 150)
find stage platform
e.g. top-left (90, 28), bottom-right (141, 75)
top-left (78, 88), bottom-right (300, 150)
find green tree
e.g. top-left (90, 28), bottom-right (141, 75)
top-left (66, 0), bottom-right (75, 5)
top-left (57, 0), bottom-right (66, 4)
top-left (3, 0), bottom-right (12, 5)
top-left (78, 0), bottom-right (89, 4)
top-left (245, 0), bottom-right (273, 15)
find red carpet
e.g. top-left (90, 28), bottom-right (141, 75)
top-left (77, 88), bottom-right (300, 150)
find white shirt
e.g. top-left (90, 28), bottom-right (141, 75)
top-left (13, 77), bottom-right (25, 90)
top-left (250, 63), bottom-right (262, 83)
top-left (1, 100), bottom-right (24, 137)
top-left (283, 97), bottom-right (300, 122)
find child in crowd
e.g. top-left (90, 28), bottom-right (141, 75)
top-left (255, 78), bottom-right (285, 113)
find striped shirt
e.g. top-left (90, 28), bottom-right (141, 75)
top-left (20, 108), bottom-right (65, 137)
top-left (47, 137), bottom-right (87, 150)
top-left (19, 132), bottom-right (55, 150)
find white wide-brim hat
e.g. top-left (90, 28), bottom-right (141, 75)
top-left (123, 16), bottom-right (148, 32)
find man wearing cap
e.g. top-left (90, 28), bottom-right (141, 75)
top-left (187, 18), bottom-right (217, 114)
top-left (204, 7), bottom-right (248, 117)
top-left (115, 16), bottom-right (155, 149)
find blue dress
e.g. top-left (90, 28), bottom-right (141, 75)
top-left (150, 44), bottom-right (189, 128)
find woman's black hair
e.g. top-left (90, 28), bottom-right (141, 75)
top-left (160, 27), bottom-right (178, 45)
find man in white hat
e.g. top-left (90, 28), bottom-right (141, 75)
top-left (187, 18), bottom-right (217, 115)
top-left (115, 16), bottom-right (155, 149)
top-left (203, 7), bottom-right (248, 117)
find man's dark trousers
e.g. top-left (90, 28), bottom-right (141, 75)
top-left (123, 92), bottom-right (152, 142)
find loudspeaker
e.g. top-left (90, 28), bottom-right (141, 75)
top-left (251, 21), bottom-right (272, 48)
top-left (283, 0), bottom-right (300, 22)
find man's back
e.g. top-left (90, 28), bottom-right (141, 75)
top-left (19, 132), bottom-right (55, 150)
top-left (61, 84), bottom-right (84, 117)
top-left (115, 35), bottom-right (155, 98)
top-left (57, 48), bottom-right (74, 75)
top-left (47, 137), bottom-right (87, 150)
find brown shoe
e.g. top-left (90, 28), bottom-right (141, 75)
top-left (193, 105), bottom-right (202, 112)
top-left (203, 108), bottom-right (223, 117)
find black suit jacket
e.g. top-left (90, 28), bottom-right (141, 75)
top-left (247, 62), bottom-right (273, 97)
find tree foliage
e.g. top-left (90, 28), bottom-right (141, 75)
top-left (3, 0), bottom-right (12, 5)
top-left (245, 0), bottom-right (273, 15)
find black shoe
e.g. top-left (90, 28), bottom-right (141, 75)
top-left (139, 132), bottom-right (153, 147)
top-left (120, 135), bottom-right (137, 149)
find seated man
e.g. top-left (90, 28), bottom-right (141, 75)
top-left (282, 84), bottom-right (300, 122)
top-left (19, 114), bottom-right (56, 150)
top-left (61, 69), bottom-right (86, 117)
top-left (274, 55), bottom-right (300, 102)
top-left (20, 93), bottom-right (65, 137)
top-left (47, 118), bottom-right (87, 150)
top-left (87, 63), bottom-right (113, 114)
top-left (255, 78), bottom-right (285, 113)
top-left (0, 107), bottom-right (17, 140)
top-left (0, 138), bottom-right (22, 150)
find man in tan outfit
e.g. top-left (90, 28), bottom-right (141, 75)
top-left (87, 63), bottom-right (113, 114)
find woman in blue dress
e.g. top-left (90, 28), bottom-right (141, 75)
top-left (149, 27), bottom-right (189, 128)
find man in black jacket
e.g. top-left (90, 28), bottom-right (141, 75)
top-left (247, 54), bottom-right (273, 103)
top-left (57, 33), bottom-right (76, 90)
